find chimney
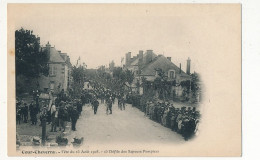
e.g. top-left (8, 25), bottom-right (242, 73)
top-left (138, 50), bottom-right (144, 72)
top-left (45, 41), bottom-right (51, 54)
top-left (179, 63), bottom-right (182, 74)
top-left (138, 50), bottom-right (143, 64)
top-left (46, 41), bottom-right (51, 48)
top-left (167, 57), bottom-right (171, 62)
top-left (146, 50), bottom-right (153, 64)
top-left (186, 57), bottom-right (191, 75)
top-left (125, 52), bottom-right (131, 67)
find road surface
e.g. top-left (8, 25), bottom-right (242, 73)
top-left (67, 100), bottom-right (184, 148)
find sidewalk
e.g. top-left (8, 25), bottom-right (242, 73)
top-left (17, 120), bottom-right (72, 147)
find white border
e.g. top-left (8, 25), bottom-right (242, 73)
top-left (1, 0), bottom-right (260, 159)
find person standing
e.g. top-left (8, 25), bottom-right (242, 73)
top-left (67, 102), bottom-right (73, 122)
top-left (58, 102), bottom-right (66, 132)
top-left (122, 96), bottom-right (125, 110)
top-left (92, 98), bottom-right (99, 115)
top-left (50, 103), bottom-right (57, 132)
top-left (31, 101), bottom-right (39, 125)
top-left (107, 97), bottom-right (113, 114)
top-left (76, 100), bottom-right (83, 115)
top-left (23, 103), bottom-right (28, 123)
top-left (71, 106), bottom-right (79, 131)
top-left (16, 107), bottom-right (22, 125)
top-left (29, 101), bottom-right (34, 124)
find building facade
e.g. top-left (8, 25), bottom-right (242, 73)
top-left (38, 42), bottom-right (72, 95)
top-left (124, 50), bottom-right (191, 97)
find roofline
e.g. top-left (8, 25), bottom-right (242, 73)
top-left (48, 62), bottom-right (66, 64)
top-left (141, 55), bottom-right (190, 76)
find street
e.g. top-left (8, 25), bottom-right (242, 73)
top-left (67, 100), bottom-right (184, 147)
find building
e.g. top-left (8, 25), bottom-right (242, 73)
top-left (125, 50), bottom-right (191, 97)
top-left (38, 42), bottom-right (72, 95)
top-left (125, 50), bottom-right (157, 76)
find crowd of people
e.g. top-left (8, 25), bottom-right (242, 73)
top-left (16, 81), bottom-right (201, 141)
top-left (81, 81), bottom-right (201, 140)
top-left (80, 81), bottom-right (127, 115)
top-left (144, 101), bottom-right (200, 140)
top-left (16, 92), bottom-right (84, 133)
top-left (16, 100), bottom-right (38, 125)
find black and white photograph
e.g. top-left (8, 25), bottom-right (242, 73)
top-left (6, 3), bottom-right (241, 157)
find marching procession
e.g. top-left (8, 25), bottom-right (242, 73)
top-left (16, 79), bottom-right (201, 143)
top-left (16, 78), bottom-right (201, 148)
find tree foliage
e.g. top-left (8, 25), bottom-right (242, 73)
top-left (15, 28), bottom-right (49, 78)
top-left (180, 72), bottom-right (201, 102)
top-left (152, 68), bottom-right (174, 100)
top-left (71, 66), bottom-right (87, 97)
top-left (112, 67), bottom-right (134, 85)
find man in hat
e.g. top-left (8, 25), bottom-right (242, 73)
top-left (76, 99), bottom-right (83, 115)
top-left (58, 102), bottom-right (67, 132)
top-left (92, 97), bottom-right (99, 115)
top-left (71, 106), bottom-right (79, 131)
top-left (30, 101), bottom-right (39, 125)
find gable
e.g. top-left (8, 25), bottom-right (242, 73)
top-left (49, 47), bottom-right (65, 63)
top-left (140, 55), bottom-right (188, 77)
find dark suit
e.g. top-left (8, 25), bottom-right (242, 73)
top-left (71, 108), bottom-right (79, 131)
top-left (92, 100), bottom-right (99, 114)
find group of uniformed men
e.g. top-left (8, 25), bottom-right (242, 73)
top-left (145, 101), bottom-right (200, 140)
top-left (80, 81), bottom-right (126, 115)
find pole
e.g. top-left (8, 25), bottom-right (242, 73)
top-left (41, 116), bottom-right (46, 146)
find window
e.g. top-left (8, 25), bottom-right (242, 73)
top-left (49, 65), bottom-right (57, 76)
top-left (168, 70), bottom-right (175, 79)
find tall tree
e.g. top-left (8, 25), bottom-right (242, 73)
top-left (15, 28), bottom-right (49, 78)
top-left (15, 28), bottom-right (49, 94)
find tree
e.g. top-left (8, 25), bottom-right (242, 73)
top-left (71, 66), bottom-right (87, 98)
top-left (180, 72), bottom-right (201, 103)
top-left (153, 68), bottom-right (170, 100)
top-left (125, 69), bottom-right (134, 85)
top-left (15, 28), bottom-right (49, 78)
top-left (15, 28), bottom-right (49, 95)
top-left (190, 73), bottom-right (201, 103)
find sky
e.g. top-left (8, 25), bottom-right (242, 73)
top-left (9, 4), bottom-right (235, 73)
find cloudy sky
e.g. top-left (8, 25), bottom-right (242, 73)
top-left (9, 4), bottom-right (240, 73)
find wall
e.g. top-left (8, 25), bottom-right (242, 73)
top-left (63, 65), bottom-right (68, 91)
top-left (38, 62), bottom-right (67, 94)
